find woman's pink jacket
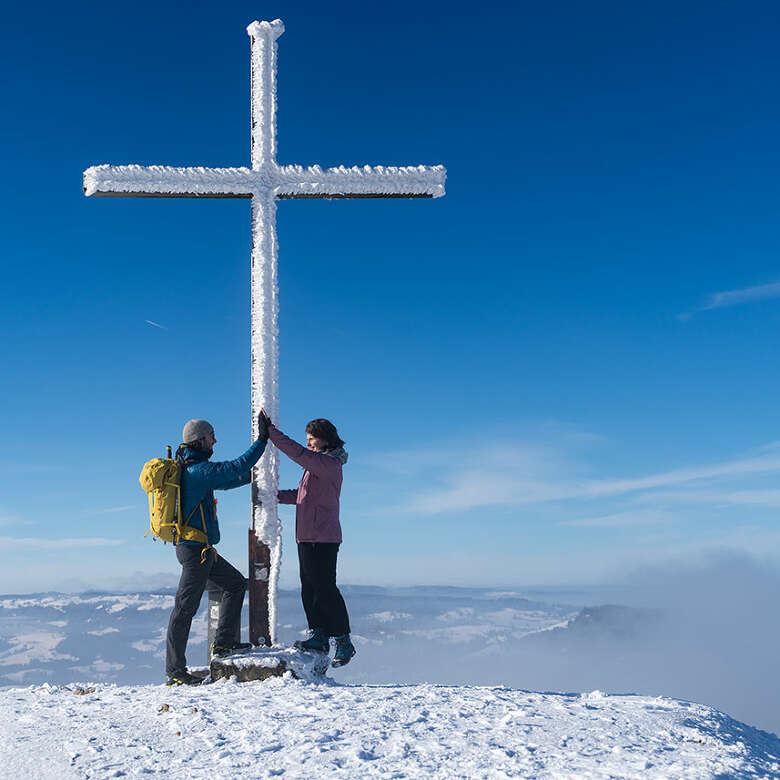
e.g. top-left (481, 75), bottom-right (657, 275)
top-left (269, 423), bottom-right (346, 544)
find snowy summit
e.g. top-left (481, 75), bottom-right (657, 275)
top-left (2, 677), bottom-right (779, 778)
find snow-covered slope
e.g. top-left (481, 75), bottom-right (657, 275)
top-left (3, 677), bottom-right (779, 779)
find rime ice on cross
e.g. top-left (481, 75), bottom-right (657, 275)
top-left (83, 19), bottom-right (446, 646)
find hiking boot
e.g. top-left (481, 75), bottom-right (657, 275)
top-left (211, 641), bottom-right (252, 658)
top-left (331, 634), bottom-right (356, 667)
top-left (166, 671), bottom-right (203, 686)
top-left (294, 627), bottom-right (329, 653)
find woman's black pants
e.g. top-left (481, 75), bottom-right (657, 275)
top-left (297, 542), bottom-right (350, 637)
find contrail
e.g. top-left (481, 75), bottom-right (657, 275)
top-left (680, 280), bottom-right (780, 320)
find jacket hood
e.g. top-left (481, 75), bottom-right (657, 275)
top-left (325, 446), bottom-right (348, 465)
top-left (177, 445), bottom-right (210, 463)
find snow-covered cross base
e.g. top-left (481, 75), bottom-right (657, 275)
top-left (83, 18), bottom-right (445, 648)
top-left (209, 646), bottom-right (330, 683)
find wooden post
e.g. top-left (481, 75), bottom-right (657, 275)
top-left (206, 587), bottom-right (241, 662)
top-left (248, 528), bottom-right (271, 646)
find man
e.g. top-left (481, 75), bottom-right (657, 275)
top-left (165, 414), bottom-right (268, 686)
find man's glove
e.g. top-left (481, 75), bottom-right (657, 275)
top-left (257, 410), bottom-right (270, 442)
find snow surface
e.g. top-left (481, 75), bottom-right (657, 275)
top-left (3, 678), bottom-right (779, 778)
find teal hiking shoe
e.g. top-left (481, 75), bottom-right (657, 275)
top-left (294, 627), bottom-right (329, 653)
top-left (331, 634), bottom-right (356, 668)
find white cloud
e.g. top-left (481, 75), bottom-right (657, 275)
top-left (581, 454), bottom-right (780, 498)
top-left (636, 488), bottom-right (780, 509)
top-left (560, 510), bottom-right (671, 528)
top-left (383, 440), bottom-right (780, 516)
top-left (680, 279), bottom-right (780, 320)
top-left (0, 537), bottom-right (123, 550)
top-left (0, 509), bottom-right (24, 528)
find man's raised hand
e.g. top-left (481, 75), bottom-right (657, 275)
top-left (257, 409), bottom-right (271, 441)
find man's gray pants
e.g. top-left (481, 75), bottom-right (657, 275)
top-left (166, 544), bottom-right (247, 677)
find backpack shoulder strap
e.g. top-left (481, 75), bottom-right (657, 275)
top-left (176, 450), bottom-right (206, 528)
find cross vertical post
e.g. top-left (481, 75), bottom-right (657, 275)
top-left (247, 20), bottom-right (283, 647)
top-left (83, 18), bottom-right (445, 649)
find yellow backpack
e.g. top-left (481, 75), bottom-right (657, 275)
top-left (139, 447), bottom-right (209, 546)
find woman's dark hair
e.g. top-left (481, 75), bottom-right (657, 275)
top-left (306, 418), bottom-right (344, 451)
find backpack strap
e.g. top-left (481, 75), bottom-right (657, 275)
top-left (175, 450), bottom-right (217, 563)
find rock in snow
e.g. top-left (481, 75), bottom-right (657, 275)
top-left (2, 677), bottom-right (779, 778)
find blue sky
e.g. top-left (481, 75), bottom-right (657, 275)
top-left (3, 0), bottom-right (780, 593)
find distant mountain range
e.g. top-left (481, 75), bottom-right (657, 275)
top-left (0, 586), bottom-right (577, 687)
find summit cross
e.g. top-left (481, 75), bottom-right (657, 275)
top-left (83, 19), bottom-right (446, 647)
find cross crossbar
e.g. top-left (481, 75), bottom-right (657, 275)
top-left (83, 164), bottom-right (445, 199)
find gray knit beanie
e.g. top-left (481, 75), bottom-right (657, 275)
top-left (182, 419), bottom-right (214, 444)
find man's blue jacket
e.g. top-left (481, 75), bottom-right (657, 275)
top-left (177, 438), bottom-right (266, 547)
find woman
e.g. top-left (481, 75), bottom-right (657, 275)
top-left (260, 410), bottom-right (355, 667)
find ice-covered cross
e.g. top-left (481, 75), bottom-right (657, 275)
top-left (83, 19), bottom-right (446, 647)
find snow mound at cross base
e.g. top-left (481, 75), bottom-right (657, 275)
top-left (2, 680), bottom-right (779, 779)
top-left (210, 645), bottom-right (330, 681)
